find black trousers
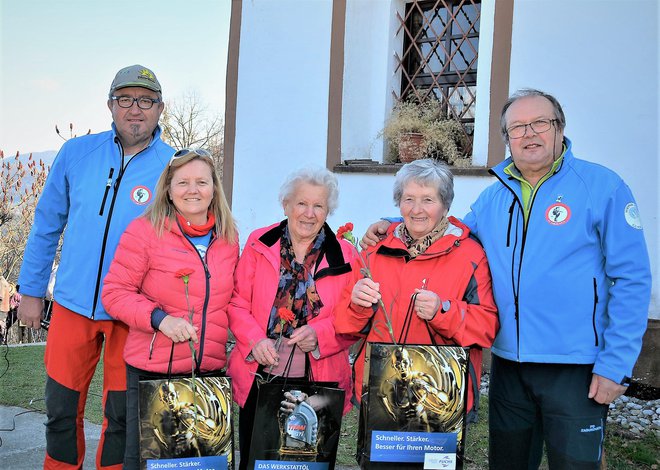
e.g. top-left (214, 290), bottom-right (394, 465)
top-left (238, 378), bottom-right (261, 470)
top-left (488, 355), bottom-right (609, 470)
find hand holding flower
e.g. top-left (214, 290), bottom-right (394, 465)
top-left (252, 338), bottom-right (280, 366)
top-left (338, 222), bottom-right (396, 343)
top-left (174, 267), bottom-right (199, 433)
top-left (351, 278), bottom-right (382, 308)
top-left (159, 315), bottom-right (199, 343)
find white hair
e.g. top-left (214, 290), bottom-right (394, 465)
top-left (279, 167), bottom-right (339, 215)
top-left (393, 158), bottom-right (454, 210)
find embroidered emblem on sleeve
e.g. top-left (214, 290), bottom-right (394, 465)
top-left (624, 203), bottom-right (643, 229)
top-left (131, 185), bottom-right (152, 205)
top-left (545, 202), bottom-right (571, 225)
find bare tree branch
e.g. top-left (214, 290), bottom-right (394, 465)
top-left (0, 150), bottom-right (50, 281)
top-left (160, 91), bottom-right (225, 176)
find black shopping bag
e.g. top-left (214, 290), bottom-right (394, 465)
top-left (357, 342), bottom-right (470, 470)
top-left (247, 376), bottom-right (345, 470)
top-left (138, 375), bottom-right (234, 470)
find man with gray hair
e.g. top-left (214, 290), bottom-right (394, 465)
top-left (18, 65), bottom-right (174, 469)
top-left (362, 89), bottom-right (651, 469)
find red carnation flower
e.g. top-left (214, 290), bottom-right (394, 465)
top-left (278, 307), bottom-right (295, 324)
top-left (175, 268), bottom-right (195, 278)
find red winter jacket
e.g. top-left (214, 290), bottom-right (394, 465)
top-left (102, 216), bottom-right (239, 374)
top-left (334, 217), bottom-right (498, 415)
top-left (227, 221), bottom-right (357, 414)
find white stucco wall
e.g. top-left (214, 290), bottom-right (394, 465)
top-left (340, 0), bottom-right (393, 162)
top-left (231, 0), bottom-right (658, 316)
top-left (509, 0), bottom-right (659, 316)
top-left (232, 0), bottom-right (334, 238)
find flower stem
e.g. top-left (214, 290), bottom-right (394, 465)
top-left (357, 251), bottom-right (397, 345)
top-left (183, 282), bottom-right (198, 435)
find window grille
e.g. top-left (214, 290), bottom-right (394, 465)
top-left (394, 0), bottom-right (481, 155)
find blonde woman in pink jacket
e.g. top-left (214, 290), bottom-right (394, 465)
top-left (102, 148), bottom-right (238, 469)
top-left (227, 167), bottom-right (357, 470)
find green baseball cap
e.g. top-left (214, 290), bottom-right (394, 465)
top-left (109, 64), bottom-right (161, 96)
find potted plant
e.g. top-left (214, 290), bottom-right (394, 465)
top-left (381, 100), bottom-right (470, 166)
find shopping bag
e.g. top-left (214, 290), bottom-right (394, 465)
top-left (357, 342), bottom-right (470, 470)
top-left (138, 375), bottom-right (234, 470)
top-left (247, 377), bottom-right (345, 470)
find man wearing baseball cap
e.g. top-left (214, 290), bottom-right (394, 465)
top-left (18, 64), bottom-right (175, 469)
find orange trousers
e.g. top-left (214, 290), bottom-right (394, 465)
top-left (43, 303), bottom-right (128, 470)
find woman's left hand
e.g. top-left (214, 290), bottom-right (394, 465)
top-left (414, 288), bottom-right (441, 320)
top-left (287, 325), bottom-right (318, 353)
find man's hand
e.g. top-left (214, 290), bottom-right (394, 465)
top-left (17, 295), bottom-right (44, 330)
top-left (588, 373), bottom-right (627, 404)
top-left (287, 325), bottom-right (318, 353)
top-left (280, 391), bottom-right (308, 414)
top-left (359, 220), bottom-right (390, 249)
top-left (351, 278), bottom-right (381, 308)
top-left (159, 315), bottom-right (199, 343)
top-left (251, 338), bottom-right (280, 366)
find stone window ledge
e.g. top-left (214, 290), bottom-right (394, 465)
top-left (333, 159), bottom-right (491, 177)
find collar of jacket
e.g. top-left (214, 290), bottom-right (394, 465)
top-left (375, 216), bottom-right (469, 261)
top-left (258, 219), bottom-right (351, 280)
top-left (489, 137), bottom-right (573, 183)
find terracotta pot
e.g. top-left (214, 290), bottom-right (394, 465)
top-left (398, 132), bottom-right (425, 162)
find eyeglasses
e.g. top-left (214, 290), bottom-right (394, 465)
top-left (506, 119), bottom-right (557, 139)
top-left (168, 148), bottom-right (212, 166)
top-left (110, 96), bottom-right (161, 110)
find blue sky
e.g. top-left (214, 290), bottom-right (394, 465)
top-left (0, 0), bottom-right (231, 153)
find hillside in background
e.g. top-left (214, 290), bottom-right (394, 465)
top-left (15, 150), bottom-right (58, 167)
top-left (1, 150), bottom-right (56, 199)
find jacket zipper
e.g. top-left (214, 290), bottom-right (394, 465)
top-left (592, 278), bottom-right (599, 346)
top-left (178, 220), bottom-right (215, 372)
top-left (90, 138), bottom-right (146, 319)
top-left (506, 199), bottom-right (515, 247)
top-left (98, 168), bottom-right (115, 216)
top-left (491, 171), bottom-right (543, 361)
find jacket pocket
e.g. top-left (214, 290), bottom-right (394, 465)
top-left (591, 278), bottom-right (599, 347)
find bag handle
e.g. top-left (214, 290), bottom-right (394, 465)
top-left (165, 340), bottom-right (200, 383)
top-left (166, 342), bottom-right (175, 382)
top-left (265, 345), bottom-right (315, 387)
top-left (398, 292), bottom-right (438, 346)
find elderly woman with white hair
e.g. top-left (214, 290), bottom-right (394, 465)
top-left (228, 167), bottom-right (357, 470)
top-left (334, 158), bottom-right (498, 427)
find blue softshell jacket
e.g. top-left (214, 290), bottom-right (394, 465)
top-left (18, 125), bottom-right (174, 320)
top-left (463, 138), bottom-right (651, 385)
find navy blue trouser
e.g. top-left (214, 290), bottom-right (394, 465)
top-left (489, 355), bottom-right (609, 470)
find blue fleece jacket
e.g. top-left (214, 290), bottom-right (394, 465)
top-left (463, 138), bottom-right (651, 384)
top-left (18, 125), bottom-right (174, 320)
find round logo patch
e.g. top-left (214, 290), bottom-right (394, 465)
top-left (624, 203), bottom-right (643, 229)
top-left (131, 186), bottom-right (152, 205)
top-left (545, 203), bottom-right (571, 225)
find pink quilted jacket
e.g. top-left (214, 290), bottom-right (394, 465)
top-left (102, 216), bottom-right (239, 374)
top-left (227, 221), bottom-right (357, 414)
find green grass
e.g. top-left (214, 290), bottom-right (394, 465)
top-left (0, 343), bottom-right (104, 423)
top-left (1, 344), bottom-right (658, 469)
